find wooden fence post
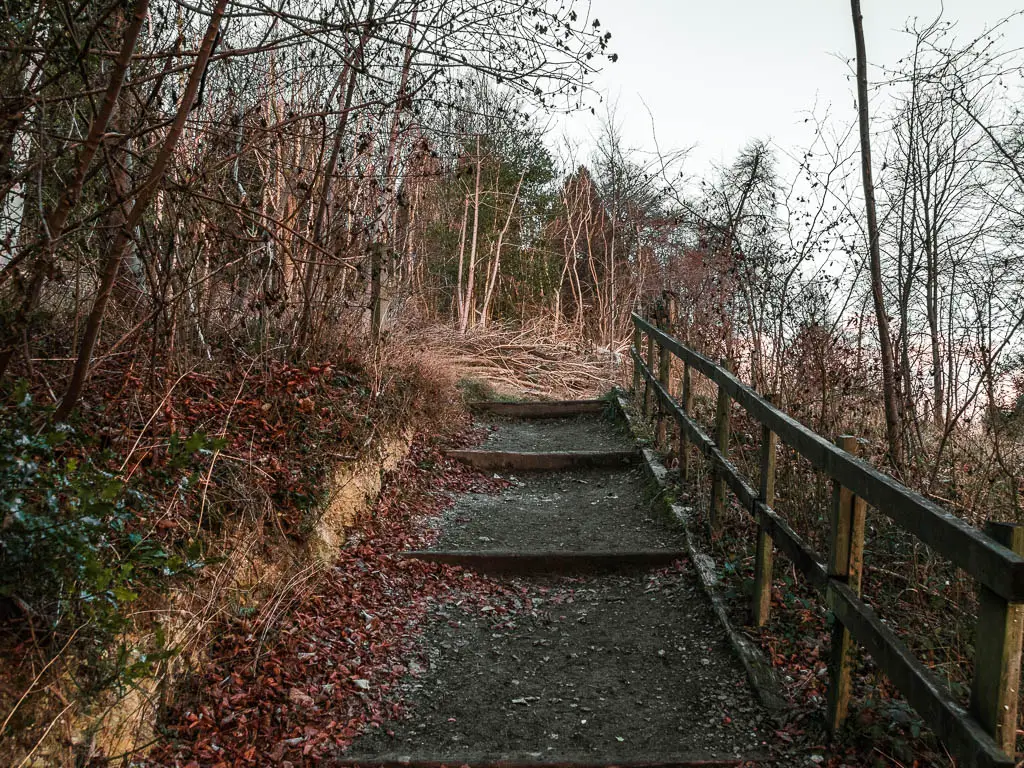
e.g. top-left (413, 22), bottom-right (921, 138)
top-left (708, 358), bottom-right (731, 533)
top-left (678, 362), bottom-right (693, 482)
top-left (656, 298), bottom-right (675, 450)
top-left (970, 521), bottom-right (1024, 756)
top-left (632, 320), bottom-right (643, 397)
top-left (643, 304), bottom-right (659, 419)
top-left (751, 394), bottom-right (777, 627)
top-left (826, 434), bottom-right (867, 734)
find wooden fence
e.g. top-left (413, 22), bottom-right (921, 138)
top-left (630, 305), bottom-right (1024, 768)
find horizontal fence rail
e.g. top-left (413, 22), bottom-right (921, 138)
top-left (633, 314), bottom-right (1024, 602)
top-left (630, 308), bottom-right (1024, 768)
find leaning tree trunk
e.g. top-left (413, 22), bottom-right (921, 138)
top-left (0, 0), bottom-right (151, 381)
top-left (296, 9), bottom-right (374, 350)
top-left (55, 0), bottom-right (228, 421)
top-left (850, 0), bottom-right (903, 467)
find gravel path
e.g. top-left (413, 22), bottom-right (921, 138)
top-left (477, 414), bottom-right (633, 453)
top-left (343, 410), bottom-right (774, 764)
top-left (432, 467), bottom-right (683, 552)
top-left (349, 571), bottom-right (770, 762)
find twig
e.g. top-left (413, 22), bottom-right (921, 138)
top-left (15, 701), bottom-right (75, 768)
top-left (1, 625), bottom-right (81, 734)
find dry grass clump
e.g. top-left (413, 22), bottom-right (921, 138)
top-left (392, 318), bottom-right (624, 400)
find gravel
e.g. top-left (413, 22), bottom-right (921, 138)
top-left (343, 412), bottom-right (777, 765)
top-left (477, 414), bottom-right (632, 453)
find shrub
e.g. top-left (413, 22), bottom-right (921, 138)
top-left (0, 383), bottom-right (208, 689)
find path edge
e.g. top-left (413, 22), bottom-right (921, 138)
top-left (611, 390), bottom-right (788, 713)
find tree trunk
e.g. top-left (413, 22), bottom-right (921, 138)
top-left (481, 170), bottom-right (525, 327)
top-left (850, 0), bottom-right (903, 467)
top-left (56, 0), bottom-right (228, 421)
top-left (0, 0), bottom-right (150, 380)
top-left (926, 233), bottom-right (943, 428)
top-left (459, 136), bottom-right (482, 334)
top-left (455, 194), bottom-right (469, 324)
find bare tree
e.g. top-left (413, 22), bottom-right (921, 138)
top-left (850, 0), bottom-right (903, 466)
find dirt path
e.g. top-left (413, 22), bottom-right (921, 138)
top-left (433, 466), bottom-right (682, 553)
top-left (342, 408), bottom-right (775, 765)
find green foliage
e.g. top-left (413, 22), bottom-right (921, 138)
top-left (0, 383), bottom-right (211, 688)
top-left (416, 83), bottom-right (559, 321)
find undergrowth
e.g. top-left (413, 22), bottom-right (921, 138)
top-left (0, 383), bottom-right (213, 691)
top-left (0, 331), bottom-right (464, 765)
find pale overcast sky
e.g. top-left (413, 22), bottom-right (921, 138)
top-left (556, 0), bottom-right (1023, 175)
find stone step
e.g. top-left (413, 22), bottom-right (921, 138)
top-left (446, 449), bottom-right (637, 471)
top-left (468, 400), bottom-right (609, 419)
top-left (400, 550), bottom-right (687, 575)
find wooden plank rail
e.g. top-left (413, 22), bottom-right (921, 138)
top-left (633, 314), bottom-right (1024, 602)
top-left (633, 350), bottom-right (829, 590)
top-left (629, 310), bottom-right (1020, 768)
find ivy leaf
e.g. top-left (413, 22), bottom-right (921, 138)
top-left (113, 586), bottom-right (139, 604)
top-left (101, 479), bottom-right (123, 501)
